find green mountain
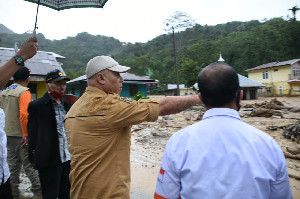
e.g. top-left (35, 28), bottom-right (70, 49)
top-left (0, 18), bottom-right (299, 92)
top-left (0, 24), bottom-right (15, 34)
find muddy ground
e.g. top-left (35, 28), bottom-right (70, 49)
top-left (19, 96), bottom-right (300, 198)
top-left (130, 96), bottom-right (300, 198)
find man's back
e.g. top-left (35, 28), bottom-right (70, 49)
top-left (0, 83), bottom-right (28, 136)
top-left (155, 108), bottom-right (292, 199)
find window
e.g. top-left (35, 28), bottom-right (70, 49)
top-left (274, 69), bottom-right (278, 72)
top-left (279, 86), bottom-right (283, 95)
top-left (293, 68), bottom-right (300, 77)
top-left (129, 84), bottom-right (138, 96)
top-left (262, 71), bottom-right (268, 79)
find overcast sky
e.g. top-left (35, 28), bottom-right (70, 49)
top-left (0, 0), bottom-right (299, 43)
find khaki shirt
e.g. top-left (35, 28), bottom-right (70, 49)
top-left (65, 86), bottom-right (159, 199)
top-left (0, 83), bottom-right (30, 137)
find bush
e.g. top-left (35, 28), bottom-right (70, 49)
top-left (133, 92), bottom-right (149, 101)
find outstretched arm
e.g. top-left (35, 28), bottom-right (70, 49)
top-left (158, 95), bottom-right (201, 116)
top-left (0, 37), bottom-right (38, 89)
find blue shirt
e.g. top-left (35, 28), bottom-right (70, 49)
top-left (155, 108), bottom-right (292, 199)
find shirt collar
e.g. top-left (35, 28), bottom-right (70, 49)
top-left (202, 108), bottom-right (242, 121)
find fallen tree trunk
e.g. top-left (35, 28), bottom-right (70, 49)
top-left (289, 173), bottom-right (300, 180)
top-left (284, 152), bottom-right (300, 160)
top-left (286, 146), bottom-right (300, 155)
top-left (250, 108), bottom-right (284, 118)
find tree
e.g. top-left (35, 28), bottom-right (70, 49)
top-left (288, 6), bottom-right (300, 21)
top-left (164, 11), bottom-right (196, 95)
top-left (164, 11), bottom-right (196, 32)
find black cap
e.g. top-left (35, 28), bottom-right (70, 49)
top-left (13, 66), bottom-right (30, 81)
top-left (45, 69), bottom-right (70, 82)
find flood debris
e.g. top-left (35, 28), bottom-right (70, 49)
top-left (249, 108), bottom-right (284, 118)
top-left (244, 98), bottom-right (300, 118)
top-left (267, 121), bottom-right (300, 143)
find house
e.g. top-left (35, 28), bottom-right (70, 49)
top-left (191, 54), bottom-right (264, 99)
top-left (246, 59), bottom-right (300, 96)
top-left (237, 74), bottom-right (265, 99)
top-left (165, 84), bottom-right (196, 96)
top-left (66, 73), bottom-right (158, 98)
top-left (0, 47), bottom-right (67, 99)
top-left (193, 74), bottom-right (265, 100)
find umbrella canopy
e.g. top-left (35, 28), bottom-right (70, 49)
top-left (24, 0), bottom-right (108, 11)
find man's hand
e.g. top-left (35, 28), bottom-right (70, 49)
top-left (17, 37), bottom-right (38, 61)
top-left (20, 136), bottom-right (28, 148)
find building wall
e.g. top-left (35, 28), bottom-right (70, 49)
top-left (121, 83), bottom-right (147, 98)
top-left (291, 62), bottom-right (300, 79)
top-left (248, 65), bottom-right (292, 96)
top-left (66, 82), bottom-right (87, 98)
top-left (180, 88), bottom-right (196, 96)
top-left (165, 88), bottom-right (196, 96)
top-left (242, 88), bottom-right (259, 100)
top-left (289, 83), bottom-right (300, 95)
top-left (36, 82), bottom-right (47, 99)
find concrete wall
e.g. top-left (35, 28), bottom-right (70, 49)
top-left (248, 65), bottom-right (293, 96)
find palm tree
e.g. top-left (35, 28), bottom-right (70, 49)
top-left (288, 6), bottom-right (300, 21)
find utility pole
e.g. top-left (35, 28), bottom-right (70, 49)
top-left (171, 26), bottom-right (180, 96)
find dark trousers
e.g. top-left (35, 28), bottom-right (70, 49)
top-left (38, 161), bottom-right (70, 199)
top-left (0, 177), bottom-right (13, 199)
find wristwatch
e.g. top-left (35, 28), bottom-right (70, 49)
top-left (14, 55), bottom-right (25, 66)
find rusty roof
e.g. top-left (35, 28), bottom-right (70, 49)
top-left (246, 59), bottom-right (300, 72)
top-left (0, 47), bottom-right (66, 76)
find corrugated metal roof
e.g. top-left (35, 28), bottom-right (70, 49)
top-left (67, 73), bottom-right (157, 84)
top-left (193, 74), bottom-right (265, 90)
top-left (238, 74), bottom-right (265, 87)
top-left (121, 73), bottom-right (155, 82)
top-left (246, 59), bottom-right (300, 71)
top-left (67, 75), bottom-right (87, 83)
top-left (0, 47), bottom-right (66, 76)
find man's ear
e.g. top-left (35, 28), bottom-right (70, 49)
top-left (198, 93), bottom-right (203, 104)
top-left (240, 90), bottom-right (244, 100)
top-left (96, 73), bottom-right (105, 84)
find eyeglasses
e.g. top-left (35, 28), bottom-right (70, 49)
top-left (51, 81), bottom-right (66, 86)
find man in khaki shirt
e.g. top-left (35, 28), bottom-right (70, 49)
top-left (65, 56), bottom-right (201, 199)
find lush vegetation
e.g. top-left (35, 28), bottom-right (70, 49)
top-left (1, 17), bottom-right (299, 93)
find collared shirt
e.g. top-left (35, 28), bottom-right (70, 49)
top-left (52, 100), bottom-right (70, 163)
top-left (65, 86), bottom-right (160, 199)
top-left (0, 108), bottom-right (10, 184)
top-left (155, 108), bottom-right (292, 199)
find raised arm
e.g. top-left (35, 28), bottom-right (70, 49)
top-left (158, 95), bottom-right (201, 116)
top-left (0, 37), bottom-right (38, 89)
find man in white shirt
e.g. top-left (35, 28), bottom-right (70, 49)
top-left (0, 37), bottom-right (38, 199)
top-left (155, 62), bottom-right (293, 199)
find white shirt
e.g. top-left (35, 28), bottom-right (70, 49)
top-left (0, 108), bottom-right (10, 184)
top-left (155, 108), bottom-right (292, 199)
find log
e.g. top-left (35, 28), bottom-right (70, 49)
top-left (266, 103), bottom-right (292, 110)
top-left (284, 152), bottom-right (300, 160)
top-left (250, 108), bottom-right (283, 118)
top-left (286, 146), bottom-right (300, 155)
top-left (289, 173), bottom-right (300, 180)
